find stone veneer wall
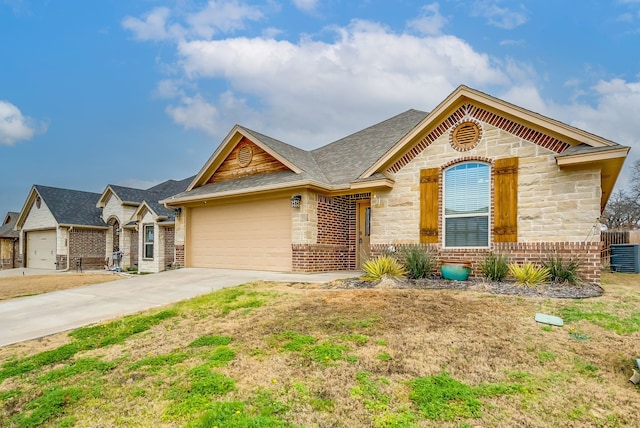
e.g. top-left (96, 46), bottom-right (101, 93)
top-left (292, 193), bottom-right (369, 272)
top-left (0, 239), bottom-right (18, 270)
top-left (373, 121), bottom-right (602, 244)
top-left (69, 228), bottom-right (107, 270)
top-left (370, 241), bottom-right (602, 284)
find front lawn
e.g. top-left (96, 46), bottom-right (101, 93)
top-left (0, 273), bottom-right (638, 427)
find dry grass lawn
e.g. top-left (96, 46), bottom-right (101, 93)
top-left (0, 273), bottom-right (121, 301)
top-left (0, 272), bottom-right (638, 427)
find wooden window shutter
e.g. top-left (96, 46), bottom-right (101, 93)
top-left (420, 168), bottom-right (439, 243)
top-left (493, 157), bottom-right (518, 242)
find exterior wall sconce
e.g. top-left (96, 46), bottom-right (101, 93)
top-left (290, 195), bottom-right (302, 208)
top-left (173, 208), bottom-right (182, 217)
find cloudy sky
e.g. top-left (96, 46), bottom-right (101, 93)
top-left (1, 0), bottom-right (639, 217)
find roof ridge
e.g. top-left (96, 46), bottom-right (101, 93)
top-left (238, 126), bottom-right (330, 183)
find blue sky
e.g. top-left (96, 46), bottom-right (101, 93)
top-left (1, 0), bottom-right (639, 217)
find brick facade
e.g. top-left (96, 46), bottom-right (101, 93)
top-left (175, 244), bottom-right (185, 267)
top-left (56, 254), bottom-right (68, 271)
top-left (130, 229), bottom-right (139, 268)
top-left (164, 227), bottom-right (175, 267)
top-left (370, 241), bottom-right (602, 284)
top-left (69, 228), bottom-right (106, 270)
top-left (292, 193), bottom-right (369, 272)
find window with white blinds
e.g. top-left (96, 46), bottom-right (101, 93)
top-left (444, 162), bottom-right (490, 247)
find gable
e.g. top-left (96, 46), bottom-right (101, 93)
top-left (387, 103), bottom-right (571, 174)
top-left (22, 193), bottom-right (57, 230)
top-left (206, 137), bottom-right (290, 184)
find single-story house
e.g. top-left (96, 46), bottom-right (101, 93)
top-left (0, 212), bottom-right (19, 270)
top-left (95, 177), bottom-right (192, 272)
top-left (15, 177), bottom-right (192, 272)
top-left (162, 85), bottom-right (629, 283)
top-left (15, 186), bottom-right (107, 270)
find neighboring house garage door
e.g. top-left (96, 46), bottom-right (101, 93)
top-left (27, 230), bottom-right (56, 269)
top-left (188, 198), bottom-right (291, 271)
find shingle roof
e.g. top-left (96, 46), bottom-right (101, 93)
top-left (168, 109), bottom-right (429, 202)
top-left (311, 109), bottom-right (428, 184)
top-left (107, 185), bottom-right (152, 204)
top-left (103, 177), bottom-right (193, 221)
top-left (146, 176), bottom-right (195, 198)
top-left (34, 185), bottom-right (105, 227)
top-left (239, 127), bottom-right (328, 182)
top-left (0, 212), bottom-right (19, 238)
top-left (556, 143), bottom-right (625, 157)
top-left (167, 171), bottom-right (305, 201)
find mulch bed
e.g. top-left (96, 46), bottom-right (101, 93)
top-left (321, 276), bottom-right (604, 299)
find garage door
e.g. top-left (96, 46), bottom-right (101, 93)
top-left (27, 230), bottom-right (57, 269)
top-left (188, 198), bottom-right (291, 271)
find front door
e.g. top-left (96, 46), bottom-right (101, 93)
top-left (356, 201), bottom-right (371, 268)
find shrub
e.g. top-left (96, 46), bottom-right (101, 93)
top-left (542, 254), bottom-right (582, 284)
top-left (478, 253), bottom-right (509, 282)
top-left (402, 245), bottom-right (436, 279)
top-left (361, 255), bottom-right (407, 281)
top-left (508, 263), bottom-right (551, 287)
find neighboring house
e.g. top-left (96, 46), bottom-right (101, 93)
top-left (0, 212), bottom-right (19, 270)
top-left (15, 186), bottom-right (107, 270)
top-left (95, 177), bottom-right (192, 272)
top-left (14, 178), bottom-right (192, 272)
top-left (162, 86), bottom-right (629, 283)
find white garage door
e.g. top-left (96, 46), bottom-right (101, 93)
top-left (188, 198), bottom-right (292, 271)
top-left (27, 230), bottom-right (57, 269)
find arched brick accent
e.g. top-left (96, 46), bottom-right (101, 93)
top-left (388, 103), bottom-right (571, 174)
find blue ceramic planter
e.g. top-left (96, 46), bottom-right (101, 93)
top-left (440, 263), bottom-right (471, 281)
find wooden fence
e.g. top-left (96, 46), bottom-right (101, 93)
top-left (601, 231), bottom-right (630, 266)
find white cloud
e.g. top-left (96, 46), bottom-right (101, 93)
top-left (122, 7), bottom-right (175, 41)
top-left (126, 2), bottom-right (639, 185)
top-left (171, 19), bottom-right (514, 146)
top-left (292, 0), bottom-right (318, 13)
top-left (122, 1), bottom-right (263, 42)
top-left (471, 0), bottom-right (528, 29)
top-left (0, 101), bottom-right (46, 146)
top-left (407, 3), bottom-right (448, 35)
top-left (165, 94), bottom-right (221, 135)
top-left (186, 0), bottom-right (263, 39)
top-left (154, 79), bottom-right (185, 99)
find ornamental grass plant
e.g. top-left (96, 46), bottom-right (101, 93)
top-left (478, 253), bottom-right (509, 282)
top-left (402, 245), bottom-right (437, 279)
top-left (361, 255), bottom-right (407, 281)
top-left (542, 254), bottom-right (582, 284)
top-left (508, 263), bottom-right (551, 287)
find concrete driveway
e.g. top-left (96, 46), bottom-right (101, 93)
top-left (0, 268), bottom-right (358, 347)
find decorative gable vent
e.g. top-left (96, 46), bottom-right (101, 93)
top-left (450, 120), bottom-right (481, 151)
top-left (237, 144), bottom-right (253, 168)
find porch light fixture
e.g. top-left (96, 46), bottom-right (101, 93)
top-left (173, 207), bottom-right (182, 217)
top-left (290, 195), bottom-right (302, 208)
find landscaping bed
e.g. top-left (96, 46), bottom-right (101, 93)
top-left (321, 277), bottom-right (605, 299)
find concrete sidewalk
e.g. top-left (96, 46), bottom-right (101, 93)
top-left (0, 268), bottom-right (358, 347)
